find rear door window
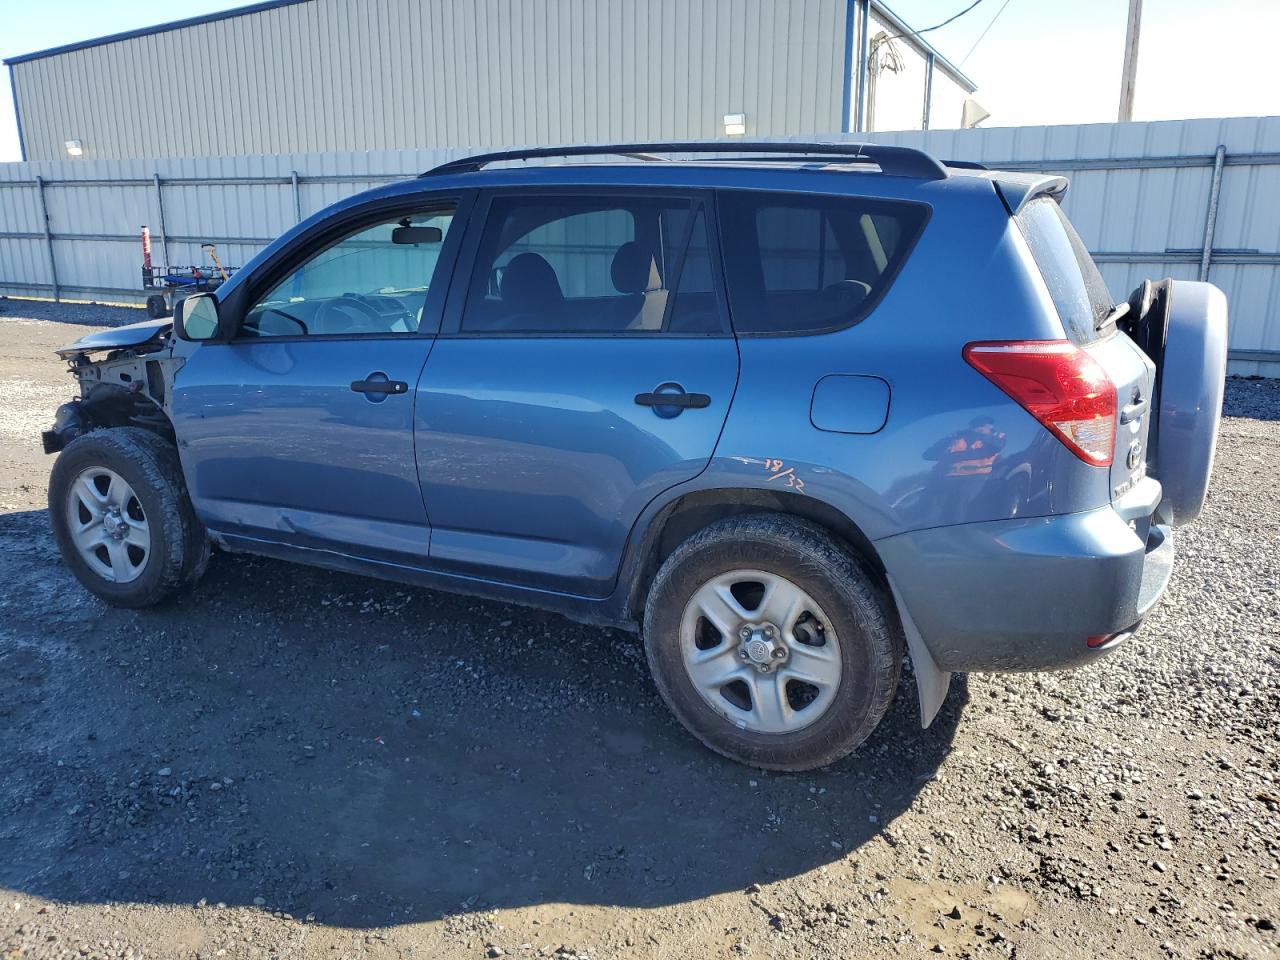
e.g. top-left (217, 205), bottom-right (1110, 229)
top-left (717, 191), bottom-right (928, 335)
top-left (459, 195), bottom-right (723, 334)
top-left (1015, 197), bottom-right (1113, 344)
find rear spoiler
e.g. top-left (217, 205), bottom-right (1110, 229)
top-left (987, 173), bottom-right (1069, 215)
top-left (948, 166), bottom-right (1069, 214)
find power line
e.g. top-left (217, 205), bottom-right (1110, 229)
top-left (878, 0), bottom-right (989, 44)
top-left (960, 0), bottom-right (1015, 66)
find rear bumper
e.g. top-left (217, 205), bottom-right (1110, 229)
top-left (876, 505), bottom-right (1174, 672)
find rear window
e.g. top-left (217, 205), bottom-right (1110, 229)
top-left (1015, 197), bottom-right (1113, 343)
top-left (717, 191), bottom-right (928, 335)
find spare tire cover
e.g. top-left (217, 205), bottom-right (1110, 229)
top-left (1154, 280), bottom-right (1228, 526)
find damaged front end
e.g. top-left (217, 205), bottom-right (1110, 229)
top-left (43, 319), bottom-right (184, 454)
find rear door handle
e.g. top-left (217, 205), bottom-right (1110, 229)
top-left (635, 391), bottom-right (711, 409)
top-left (351, 375), bottom-right (408, 396)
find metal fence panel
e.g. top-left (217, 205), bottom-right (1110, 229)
top-left (1, 117), bottom-right (1278, 374)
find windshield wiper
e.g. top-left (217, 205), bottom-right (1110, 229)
top-left (1097, 301), bottom-right (1130, 331)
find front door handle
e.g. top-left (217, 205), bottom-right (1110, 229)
top-left (634, 391), bottom-right (711, 409)
top-left (350, 373), bottom-right (408, 398)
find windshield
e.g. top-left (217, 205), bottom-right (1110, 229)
top-left (1015, 197), bottom-right (1113, 344)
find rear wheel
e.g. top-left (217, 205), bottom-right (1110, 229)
top-left (643, 514), bottom-right (902, 771)
top-left (49, 428), bottom-right (207, 607)
top-left (145, 294), bottom-right (169, 319)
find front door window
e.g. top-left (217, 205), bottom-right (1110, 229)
top-left (241, 207), bottom-right (457, 338)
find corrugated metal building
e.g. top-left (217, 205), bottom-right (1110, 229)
top-left (5, 0), bottom-right (976, 162)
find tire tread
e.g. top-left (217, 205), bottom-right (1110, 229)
top-left (48, 427), bottom-right (207, 607)
top-left (643, 513), bottom-right (902, 771)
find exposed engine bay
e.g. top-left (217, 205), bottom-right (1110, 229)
top-left (43, 319), bottom-right (184, 454)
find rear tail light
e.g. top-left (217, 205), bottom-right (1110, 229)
top-left (963, 340), bottom-right (1116, 466)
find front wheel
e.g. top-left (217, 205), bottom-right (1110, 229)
top-left (643, 515), bottom-right (902, 771)
top-left (48, 428), bottom-right (208, 607)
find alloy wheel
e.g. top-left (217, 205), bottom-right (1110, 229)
top-left (65, 466), bottom-right (150, 583)
top-left (679, 569), bottom-right (842, 734)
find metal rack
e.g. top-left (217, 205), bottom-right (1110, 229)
top-left (139, 227), bottom-right (237, 318)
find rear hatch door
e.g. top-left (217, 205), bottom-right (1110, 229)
top-left (1014, 196), bottom-right (1156, 512)
top-left (1088, 331), bottom-right (1156, 507)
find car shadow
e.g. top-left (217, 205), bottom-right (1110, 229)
top-left (0, 508), bottom-right (967, 927)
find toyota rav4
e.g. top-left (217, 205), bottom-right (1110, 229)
top-left (42, 142), bottom-right (1228, 771)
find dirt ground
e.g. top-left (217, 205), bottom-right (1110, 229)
top-left (1, 299), bottom-right (1277, 960)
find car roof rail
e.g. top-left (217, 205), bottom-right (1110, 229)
top-left (421, 141), bottom-right (949, 182)
top-left (944, 159), bottom-right (988, 170)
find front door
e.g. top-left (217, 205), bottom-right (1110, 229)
top-left (171, 198), bottom-right (466, 564)
top-left (416, 190), bottom-right (739, 596)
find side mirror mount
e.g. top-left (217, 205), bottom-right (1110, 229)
top-left (173, 292), bottom-right (222, 342)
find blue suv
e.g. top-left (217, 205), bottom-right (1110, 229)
top-left (44, 143), bottom-right (1227, 770)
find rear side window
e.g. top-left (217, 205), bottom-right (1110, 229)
top-left (717, 191), bottom-right (928, 335)
top-left (461, 196), bottom-right (722, 334)
top-left (1016, 197), bottom-right (1113, 344)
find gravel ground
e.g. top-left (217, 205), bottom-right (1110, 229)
top-left (0, 300), bottom-right (1277, 960)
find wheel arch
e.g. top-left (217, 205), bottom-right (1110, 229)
top-left (621, 485), bottom-right (952, 730)
top-left (623, 486), bottom-right (887, 626)
top-left (44, 356), bottom-right (179, 454)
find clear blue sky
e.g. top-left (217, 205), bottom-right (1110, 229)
top-left (2, 0), bottom-right (1278, 162)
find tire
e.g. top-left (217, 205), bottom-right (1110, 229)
top-left (643, 514), bottom-right (902, 771)
top-left (48, 428), bottom-right (208, 607)
top-left (1149, 279), bottom-right (1228, 526)
top-left (130, 429), bottom-right (212, 584)
top-left (146, 294), bottom-right (170, 319)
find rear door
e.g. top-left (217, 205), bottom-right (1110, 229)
top-left (415, 189), bottom-right (738, 597)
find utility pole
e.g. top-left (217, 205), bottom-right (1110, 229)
top-left (1118, 0), bottom-right (1142, 122)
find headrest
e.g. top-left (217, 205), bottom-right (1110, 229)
top-left (611, 241), bottom-right (660, 295)
top-left (500, 252), bottom-right (563, 306)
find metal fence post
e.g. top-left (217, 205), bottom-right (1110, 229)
top-left (153, 173), bottom-right (170, 270)
top-left (1199, 144), bottom-right (1226, 282)
top-left (291, 170), bottom-right (302, 223)
top-left (34, 175), bottom-right (60, 302)
top-left (853, 0), bottom-right (870, 134)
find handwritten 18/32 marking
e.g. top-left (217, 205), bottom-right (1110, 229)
top-left (762, 458), bottom-right (805, 493)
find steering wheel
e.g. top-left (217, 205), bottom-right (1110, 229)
top-left (313, 295), bottom-right (395, 334)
